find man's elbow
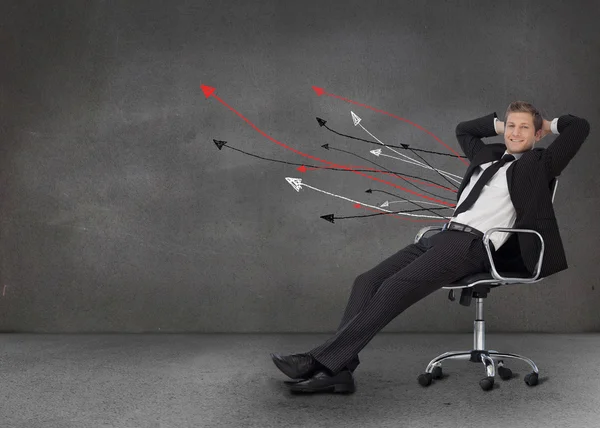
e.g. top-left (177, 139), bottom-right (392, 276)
top-left (568, 116), bottom-right (590, 138)
top-left (455, 121), bottom-right (467, 137)
top-left (579, 118), bottom-right (591, 138)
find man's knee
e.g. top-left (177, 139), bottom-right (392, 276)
top-left (352, 272), bottom-right (378, 294)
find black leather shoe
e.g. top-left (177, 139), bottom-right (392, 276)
top-left (270, 353), bottom-right (318, 380)
top-left (288, 370), bottom-right (356, 394)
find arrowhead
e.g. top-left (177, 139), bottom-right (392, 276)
top-left (351, 111), bottom-right (362, 126)
top-left (320, 214), bottom-right (335, 223)
top-left (316, 117), bottom-right (327, 127)
top-left (365, 189), bottom-right (373, 193)
top-left (285, 177), bottom-right (303, 192)
top-left (312, 86), bottom-right (325, 96)
top-left (213, 139), bottom-right (227, 150)
top-left (200, 84), bottom-right (216, 98)
top-left (321, 144), bottom-right (329, 150)
top-left (380, 201), bottom-right (390, 208)
top-left (297, 165), bottom-right (307, 173)
top-left (370, 149), bottom-right (382, 156)
top-left (401, 143), bottom-right (410, 149)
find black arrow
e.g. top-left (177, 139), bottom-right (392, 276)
top-left (213, 139), bottom-right (456, 199)
top-left (316, 117), bottom-right (462, 159)
top-left (322, 143), bottom-right (456, 202)
top-left (399, 142), bottom-right (459, 190)
top-left (320, 214), bottom-right (335, 223)
top-left (321, 206), bottom-right (451, 223)
top-left (214, 139), bottom-right (227, 150)
top-left (363, 188), bottom-right (456, 219)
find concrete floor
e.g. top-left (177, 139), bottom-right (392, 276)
top-left (0, 333), bottom-right (598, 428)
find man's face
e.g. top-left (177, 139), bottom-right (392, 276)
top-left (504, 112), bottom-right (542, 154)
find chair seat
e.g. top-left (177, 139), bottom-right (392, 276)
top-left (447, 271), bottom-right (535, 288)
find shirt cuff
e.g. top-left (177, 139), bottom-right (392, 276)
top-left (494, 117), bottom-right (499, 134)
top-left (551, 117), bottom-right (559, 134)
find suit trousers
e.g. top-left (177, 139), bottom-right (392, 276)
top-left (308, 230), bottom-right (491, 374)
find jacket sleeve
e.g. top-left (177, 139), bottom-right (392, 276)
top-left (455, 112), bottom-right (498, 162)
top-left (541, 114), bottom-right (590, 178)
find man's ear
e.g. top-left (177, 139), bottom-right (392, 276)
top-left (535, 129), bottom-right (543, 141)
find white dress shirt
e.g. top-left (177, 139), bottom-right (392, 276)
top-left (450, 117), bottom-right (560, 250)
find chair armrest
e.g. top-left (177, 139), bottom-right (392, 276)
top-left (414, 226), bottom-right (444, 244)
top-left (482, 228), bottom-right (545, 282)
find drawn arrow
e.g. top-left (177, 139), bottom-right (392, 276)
top-left (370, 149), bottom-right (462, 184)
top-left (322, 143), bottom-right (456, 200)
top-left (285, 177), bottom-right (448, 221)
top-left (213, 139), bottom-right (455, 193)
top-left (202, 84), bottom-right (455, 207)
top-left (366, 187), bottom-right (455, 218)
top-left (351, 111), bottom-right (428, 169)
top-left (398, 142), bottom-right (459, 190)
top-left (311, 86), bottom-right (468, 166)
top-left (319, 208), bottom-right (450, 223)
top-left (380, 200), bottom-right (449, 209)
top-left (201, 85), bottom-right (216, 98)
top-left (316, 117), bottom-right (457, 158)
top-left (351, 111), bottom-right (459, 189)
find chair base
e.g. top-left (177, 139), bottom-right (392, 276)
top-left (418, 298), bottom-right (540, 390)
top-left (424, 349), bottom-right (539, 377)
top-left (419, 349), bottom-right (540, 390)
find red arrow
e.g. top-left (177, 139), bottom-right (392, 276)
top-left (312, 86), bottom-right (326, 96)
top-left (201, 84), bottom-right (216, 98)
top-left (311, 86), bottom-right (468, 166)
top-left (201, 84), bottom-right (455, 207)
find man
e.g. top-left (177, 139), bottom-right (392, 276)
top-left (271, 102), bottom-right (590, 394)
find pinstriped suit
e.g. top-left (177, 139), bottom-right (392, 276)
top-left (456, 113), bottom-right (590, 277)
top-left (308, 113), bottom-right (590, 375)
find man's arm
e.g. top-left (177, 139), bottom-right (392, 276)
top-left (455, 113), bottom-right (498, 162)
top-left (540, 115), bottom-right (590, 177)
top-left (493, 114), bottom-right (589, 177)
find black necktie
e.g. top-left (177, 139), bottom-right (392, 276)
top-left (453, 154), bottom-right (515, 216)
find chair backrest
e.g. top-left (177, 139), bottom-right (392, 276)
top-left (550, 177), bottom-right (559, 204)
top-left (488, 177), bottom-right (559, 274)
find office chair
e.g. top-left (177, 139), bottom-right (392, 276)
top-left (414, 178), bottom-right (559, 391)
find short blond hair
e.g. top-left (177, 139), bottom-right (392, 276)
top-left (505, 101), bottom-right (543, 132)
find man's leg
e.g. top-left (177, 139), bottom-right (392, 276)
top-left (334, 238), bottom-right (432, 372)
top-left (309, 231), bottom-right (489, 374)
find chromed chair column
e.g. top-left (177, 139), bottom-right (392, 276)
top-left (425, 297), bottom-right (491, 375)
top-left (474, 298), bottom-right (485, 350)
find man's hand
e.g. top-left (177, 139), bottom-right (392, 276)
top-left (540, 119), bottom-right (553, 139)
top-left (495, 119), bottom-right (504, 134)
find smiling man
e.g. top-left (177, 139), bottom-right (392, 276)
top-left (502, 103), bottom-right (548, 153)
top-left (450, 101), bottom-right (560, 258)
top-left (271, 101), bottom-right (590, 394)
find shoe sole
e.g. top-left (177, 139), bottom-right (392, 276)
top-left (290, 383), bottom-right (356, 394)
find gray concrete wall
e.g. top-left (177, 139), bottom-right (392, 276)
top-left (1, 0), bottom-right (598, 332)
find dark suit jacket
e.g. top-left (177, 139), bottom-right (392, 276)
top-left (455, 113), bottom-right (590, 277)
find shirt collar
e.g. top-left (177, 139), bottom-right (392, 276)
top-left (504, 150), bottom-right (524, 160)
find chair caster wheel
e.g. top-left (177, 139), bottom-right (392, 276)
top-left (498, 366), bottom-right (513, 380)
top-left (418, 373), bottom-right (433, 387)
top-left (479, 376), bottom-right (495, 391)
top-left (432, 366), bottom-right (443, 380)
top-left (524, 372), bottom-right (539, 386)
